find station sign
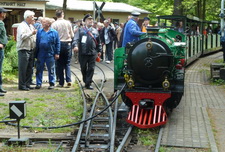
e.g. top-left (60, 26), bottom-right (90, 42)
top-left (0, 2), bottom-right (26, 7)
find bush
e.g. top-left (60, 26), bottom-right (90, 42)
top-left (3, 37), bottom-right (18, 73)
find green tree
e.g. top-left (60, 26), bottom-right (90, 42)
top-left (182, 0), bottom-right (220, 20)
top-left (83, 0), bottom-right (221, 21)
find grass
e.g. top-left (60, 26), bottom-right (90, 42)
top-left (213, 59), bottom-right (224, 64)
top-left (0, 143), bottom-right (65, 151)
top-left (0, 80), bottom-right (83, 133)
top-left (135, 127), bottom-right (159, 146)
top-left (211, 78), bottom-right (225, 85)
top-left (20, 90), bottom-right (83, 132)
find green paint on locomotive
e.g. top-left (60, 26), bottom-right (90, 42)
top-left (114, 28), bottom-right (186, 90)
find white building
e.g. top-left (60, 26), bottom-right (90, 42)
top-left (0, 0), bottom-right (150, 34)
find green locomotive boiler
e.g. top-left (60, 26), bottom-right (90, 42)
top-left (114, 27), bottom-right (186, 128)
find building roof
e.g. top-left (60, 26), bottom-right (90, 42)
top-left (46, 0), bottom-right (150, 14)
top-left (26, 0), bottom-right (48, 1)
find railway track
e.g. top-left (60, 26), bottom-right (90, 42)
top-left (70, 63), bottom-right (133, 152)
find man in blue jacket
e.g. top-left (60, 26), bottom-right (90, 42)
top-left (35, 17), bottom-right (60, 89)
top-left (122, 11), bottom-right (145, 47)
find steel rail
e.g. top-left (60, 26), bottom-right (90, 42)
top-left (116, 126), bottom-right (133, 152)
top-left (155, 127), bottom-right (163, 152)
top-left (71, 63), bottom-right (126, 151)
top-left (71, 70), bottom-right (88, 152)
top-left (84, 65), bottom-right (113, 148)
top-left (110, 90), bottom-right (119, 152)
top-left (98, 62), bottom-right (114, 72)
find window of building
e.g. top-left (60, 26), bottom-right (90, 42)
top-left (68, 17), bottom-right (74, 23)
top-left (112, 19), bottom-right (119, 24)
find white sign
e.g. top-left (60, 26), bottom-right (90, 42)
top-left (10, 105), bottom-right (23, 117)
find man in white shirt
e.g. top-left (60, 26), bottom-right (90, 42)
top-left (17, 10), bottom-right (37, 91)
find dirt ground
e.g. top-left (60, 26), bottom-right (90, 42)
top-left (1, 73), bottom-right (225, 151)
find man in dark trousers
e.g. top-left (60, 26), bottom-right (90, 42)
top-left (100, 19), bottom-right (116, 64)
top-left (0, 7), bottom-right (9, 96)
top-left (72, 14), bottom-right (102, 89)
top-left (52, 10), bottom-right (74, 87)
top-left (17, 10), bottom-right (37, 91)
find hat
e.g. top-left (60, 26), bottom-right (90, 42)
top-left (131, 11), bottom-right (141, 17)
top-left (0, 7), bottom-right (10, 13)
top-left (83, 14), bottom-right (93, 22)
top-left (144, 17), bottom-right (150, 21)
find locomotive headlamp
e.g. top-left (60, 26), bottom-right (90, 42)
top-left (127, 77), bottom-right (134, 89)
top-left (162, 77), bottom-right (170, 89)
top-left (124, 74), bottom-right (134, 89)
top-left (146, 42), bottom-right (153, 51)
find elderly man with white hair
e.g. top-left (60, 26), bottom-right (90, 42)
top-left (100, 19), bottom-right (116, 64)
top-left (17, 10), bottom-right (37, 91)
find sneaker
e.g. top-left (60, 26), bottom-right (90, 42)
top-left (48, 85), bottom-right (54, 90)
top-left (26, 86), bottom-right (34, 89)
top-left (56, 84), bottom-right (63, 87)
top-left (19, 87), bottom-right (30, 91)
top-left (0, 88), bottom-right (7, 93)
top-left (85, 85), bottom-right (93, 90)
top-left (105, 60), bottom-right (111, 64)
top-left (35, 85), bottom-right (41, 89)
top-left (30, 82), bottom-right (36, 85)
top-left (67, 82), bottom-right (72, 87)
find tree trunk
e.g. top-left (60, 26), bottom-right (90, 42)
top-left (196, 0), bottom-right (200, 18)
top-left (173, 0), bottom-right (183, 15)
top-left (202, 0), bottom-right (206, 20)
top-left (63, 0), bottom-right (67, 18)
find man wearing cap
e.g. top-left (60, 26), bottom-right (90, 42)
top-left (122, 11), bottom-right (145, 47)
top-left (72, 14), bottom-right (102, 90)
top-left (142, 17), bottom-right (151, 32)
top-left (0, 7), bottom-right (9, 96)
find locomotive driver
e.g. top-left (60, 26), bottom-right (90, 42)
top-left (72, 14), bottom-right (102, 90)
top-left (122, 11), bottom-right (145, 47)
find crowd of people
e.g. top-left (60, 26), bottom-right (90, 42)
top-left (0, 7), bottom-right (147, 92)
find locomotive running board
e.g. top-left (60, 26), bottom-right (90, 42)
top-left (125, 92), bottom-right (171, 128)
top-left (127, 105), bottom-right (167, 128)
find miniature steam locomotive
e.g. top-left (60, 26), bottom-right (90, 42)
top-left (114, 27), bottom-right (186, 128)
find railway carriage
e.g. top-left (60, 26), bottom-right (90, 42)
top-left (157, 15), bottom-right (221, 64)
top-left (114, 15), bottom-right (221, 129)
